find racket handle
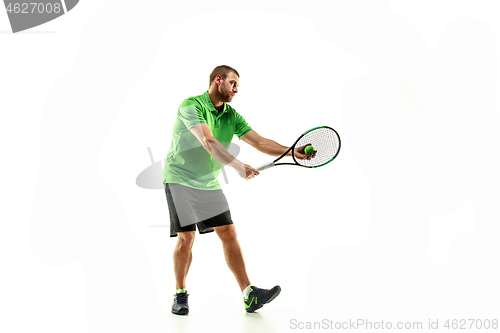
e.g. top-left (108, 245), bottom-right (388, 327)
top-left (256, 161), bottom-right (275, 172)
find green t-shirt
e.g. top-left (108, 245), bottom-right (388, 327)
top-left (163, 91), bottom-right (252, 190)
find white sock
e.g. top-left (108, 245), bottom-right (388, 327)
top-left (242, 284), bottom-right (253, 298)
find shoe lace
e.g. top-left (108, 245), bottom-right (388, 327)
top-left (174, 293), bottom-right (189, 304)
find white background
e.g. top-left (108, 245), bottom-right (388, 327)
top-left (1, 1), bottom-right (499, 332)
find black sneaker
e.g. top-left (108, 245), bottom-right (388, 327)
top-left (172, 290), bottom-right (189, 315)
top-left (243, 285), bottom-right (281, 313)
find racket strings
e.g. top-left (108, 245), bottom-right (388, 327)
top-left (295, 127), bottom-right (340, 167)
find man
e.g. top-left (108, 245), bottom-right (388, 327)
top-left (163, 65), bottom-right (312, 315)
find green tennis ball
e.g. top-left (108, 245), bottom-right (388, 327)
top-left (304, 145), bottom-right (315, 155)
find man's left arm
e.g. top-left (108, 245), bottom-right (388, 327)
top-left (240, 130), bottom-right (311, 160)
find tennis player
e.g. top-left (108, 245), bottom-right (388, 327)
top-left (164, 65), bottom-right (312, 315)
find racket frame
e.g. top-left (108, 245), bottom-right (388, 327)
top-left (256, 126), bottom-right (341, 171)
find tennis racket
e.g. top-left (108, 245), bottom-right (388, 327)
top-left (256, 126), bottom-right (341, 172)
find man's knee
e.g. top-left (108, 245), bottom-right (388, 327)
top-left (215, 224), bottom-right (237, 242)
top-left (176, 231), bottom-right (195, 249)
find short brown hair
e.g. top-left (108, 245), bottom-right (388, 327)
top-left (209, 65), bottom-right (239, 88)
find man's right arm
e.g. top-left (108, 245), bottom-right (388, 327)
top-left (189, 123), bottom-right (259, 180)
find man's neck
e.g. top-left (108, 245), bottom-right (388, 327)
top-left (208, 89), bottom-right (224, 114)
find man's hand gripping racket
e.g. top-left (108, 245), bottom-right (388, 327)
top-left (256, 126), bottom-right (341, 172)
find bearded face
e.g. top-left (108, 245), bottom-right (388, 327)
top-left (217, 72), bottom-right (239, 103)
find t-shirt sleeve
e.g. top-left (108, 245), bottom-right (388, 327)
top-left (233, 110), bottom-right (252, 139)
top-left (177, 99), bottom-right (206, 130)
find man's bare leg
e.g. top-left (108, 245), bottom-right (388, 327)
top-left (214, 224), bottom-right (251, 291)
top-left (173, 231), bottom-right (195, 290)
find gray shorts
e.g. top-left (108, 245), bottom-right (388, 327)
top-left (164, 183), bottom-right (233, 237)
